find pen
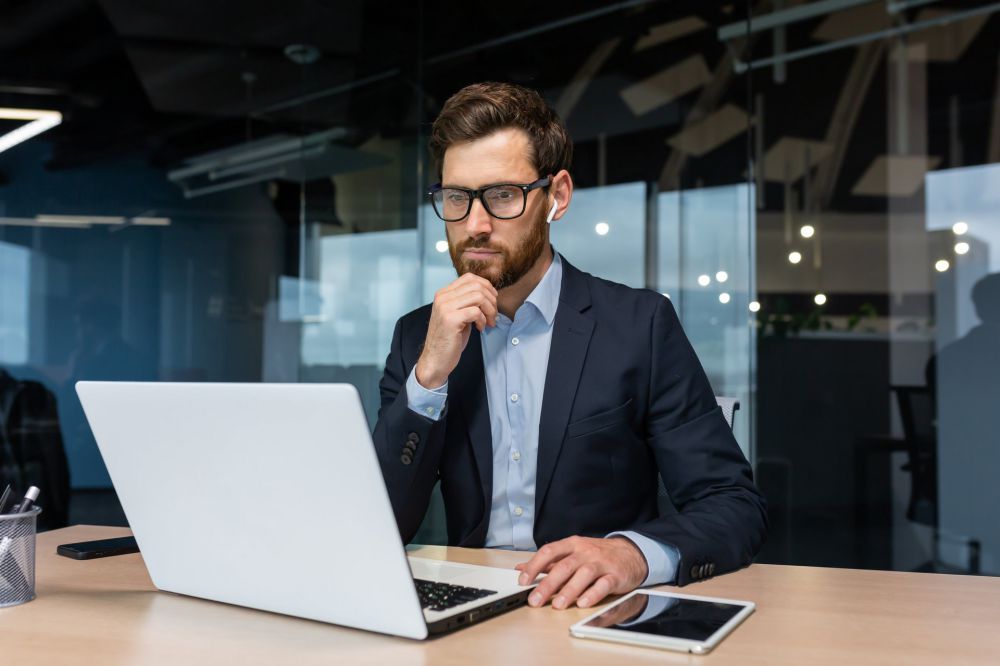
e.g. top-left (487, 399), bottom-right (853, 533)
top-left (8, 486), bottom-right (40, 515)
top-left (0, 486), bottom-right (40, 597)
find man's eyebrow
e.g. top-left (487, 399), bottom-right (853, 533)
top-left (441, 181), bottom-right (514, 190)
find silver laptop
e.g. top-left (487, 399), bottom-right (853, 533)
top-left (75, 381), bottom-right (535, 639)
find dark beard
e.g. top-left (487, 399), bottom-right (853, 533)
top-left (449, 205), bottom-right (549, 290)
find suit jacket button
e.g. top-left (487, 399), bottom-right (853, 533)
top-left (407, 432), bottom-right (420, 444)
top-left (404, 441), bottom-right (417, 452)
top-left (400, 453), bottom-right (413, 465)
top-left (690, 565), bottom-right (700, 579)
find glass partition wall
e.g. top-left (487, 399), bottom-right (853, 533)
top-left (2, 1), bottom-right (997, 578)
top-left (746, 0), bottom-right (1000, 574)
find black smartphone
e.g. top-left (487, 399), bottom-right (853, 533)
top-left (57, 536), bottom-right (139, 560)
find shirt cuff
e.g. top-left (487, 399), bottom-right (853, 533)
top-left (405, 366), bottom-right (448, 421)
top-left (607, 531), bottom-right (680, 587)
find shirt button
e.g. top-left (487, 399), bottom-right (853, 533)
top-left (511, 337), bottom-right (520, 346)
top-left (510, 393), bottom-right (519, 403)
top-left (512, 451), bottom-right (521, 462)
top-left (514, 506), bottom-right (524, 517)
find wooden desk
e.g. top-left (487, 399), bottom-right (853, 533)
top-left (5, 526), bottom-right (1000, 665)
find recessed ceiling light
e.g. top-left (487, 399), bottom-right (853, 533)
top-left (788, 251), bottom-right (802, 264)
top-left (749, 301), bottom-right (761, 312)
top-left (954, 242), bottom-right (969, 255)
top-left (800, 225), bottom-right (815, 238)
top-left (952, 221), bottom-right (968, 235)
top-left (595, 222), bottom-right (610, 236)
top-left (935, 259), bottom-right (950, 272)
top-left (814, 293), bottom-right (827, 305)
top-left (719, 292), bottom-right (731, 304)
top-left (715, 270), bottom-right (729, 283)
top-left (435, 240), bottom-right (449, 253)
top-left (697, 274), bottom-right (711, 287)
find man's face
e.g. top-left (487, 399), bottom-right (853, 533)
top-left (441, 128), bottom-right (549, 290)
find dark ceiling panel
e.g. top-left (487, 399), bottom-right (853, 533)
top-left (122, 42), bottom-right (355, 120)
top-left (96, 0), bottom-right (363, 120)
top-left (97, 0), bottom-right (363, 53)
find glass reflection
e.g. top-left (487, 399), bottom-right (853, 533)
top-left (926, 164), bottom-right (1000, 575)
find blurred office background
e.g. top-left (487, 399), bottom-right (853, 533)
top-left (0, 0), bottom-right (997, 576)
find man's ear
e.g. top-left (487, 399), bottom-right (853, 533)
top-left (548, 170), bottom-right (573, 223)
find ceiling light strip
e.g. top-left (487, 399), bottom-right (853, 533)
top-left (0, 108), bottom-right (62, 154)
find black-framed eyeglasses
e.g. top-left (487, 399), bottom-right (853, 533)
top-left (427, 176), bottom-right (551, 222)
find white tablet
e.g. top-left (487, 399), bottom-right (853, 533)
top-left (569, 589), bottom-right (755, 655)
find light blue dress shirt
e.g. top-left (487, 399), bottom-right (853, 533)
top-left (405, 252), bottom-right (680, 586)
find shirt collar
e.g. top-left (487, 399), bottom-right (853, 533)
top-left (523, 248), bottom-right (562, 326)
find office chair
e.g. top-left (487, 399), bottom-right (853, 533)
top-left (714, 396), bottom-right (740, 430)
top-left (891, 386), bottom-right (936, 527)
top-left (890, 385), bottom-right (980, 574)
top-left (855, 386), bottom-right (980, 574)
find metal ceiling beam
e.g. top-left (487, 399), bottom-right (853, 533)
top-left (735, 1), bottom-right (1000, 73)
top-left (718, 0), bottom-right (874, 41)
top-left (425, 0), bottom-right (657, 65)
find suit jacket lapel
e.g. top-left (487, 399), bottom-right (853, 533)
top-left (450, 327), bottom-right (493, 539)
top-left (535, 258), bottom-right (594, 518)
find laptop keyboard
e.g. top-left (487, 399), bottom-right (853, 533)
top-left (414, 579), bottom-right (497, 612)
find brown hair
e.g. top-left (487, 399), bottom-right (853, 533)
top-left (429, 82), bottom-right (573, 179)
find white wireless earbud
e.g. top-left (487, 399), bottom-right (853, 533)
top-left (546, 200), bottom-right (558, 224)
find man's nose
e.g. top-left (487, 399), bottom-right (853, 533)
top-left (465, 197), bottom-right (494, 237)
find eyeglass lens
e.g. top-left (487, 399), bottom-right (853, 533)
top-left (433, 185), bottom-right (525, 221)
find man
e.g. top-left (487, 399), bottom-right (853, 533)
top-left (373, 82), bottom-right (767, 611)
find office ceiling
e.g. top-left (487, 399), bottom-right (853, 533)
top-left (0, 0), bottom-right (997, 213)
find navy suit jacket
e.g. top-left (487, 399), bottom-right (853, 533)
top-left (373, 256), bottom-right (767, 586)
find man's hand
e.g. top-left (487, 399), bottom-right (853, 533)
top-left (514, 536), bottom-right (648, 610)
top-left (415, 273), bottom-right (498, 389)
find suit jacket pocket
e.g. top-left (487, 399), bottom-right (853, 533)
top-left (565, 398), bottom-right (633, 439)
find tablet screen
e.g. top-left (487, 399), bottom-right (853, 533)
top-left (581, 592), bottom-right (745, 642)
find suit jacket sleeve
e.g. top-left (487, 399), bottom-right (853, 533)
top-left (372, 316), bottom-right (448, 544)
top-left (631, 296), bottom-right (768, 586)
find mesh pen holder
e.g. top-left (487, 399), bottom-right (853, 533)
top-left (0, 506), bottom-right (42, 607)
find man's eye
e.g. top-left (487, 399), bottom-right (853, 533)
top-left (488, 189), bottom-right (516, 201)
top-left (446, 193), bottom-right (467, 203)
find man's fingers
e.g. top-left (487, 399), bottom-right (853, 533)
top-left (455, 271), bottom-right (499, 294)
top-left (454, 307), bottom-right (488, 333)
top-left (527, 557), bottom-right (578, 607)
top-left (550, 564), bottom-right (602, 610)
top-left (576, 574), bottom-right (616, 608)
top-left (440, 287), bottom-right (498, 327)
top-left (518, 537), bottom-right (645, 610)
top-left (446, 274), bottom-right (499, 306)
top-left (517, 540), bottom-right (574, 586)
